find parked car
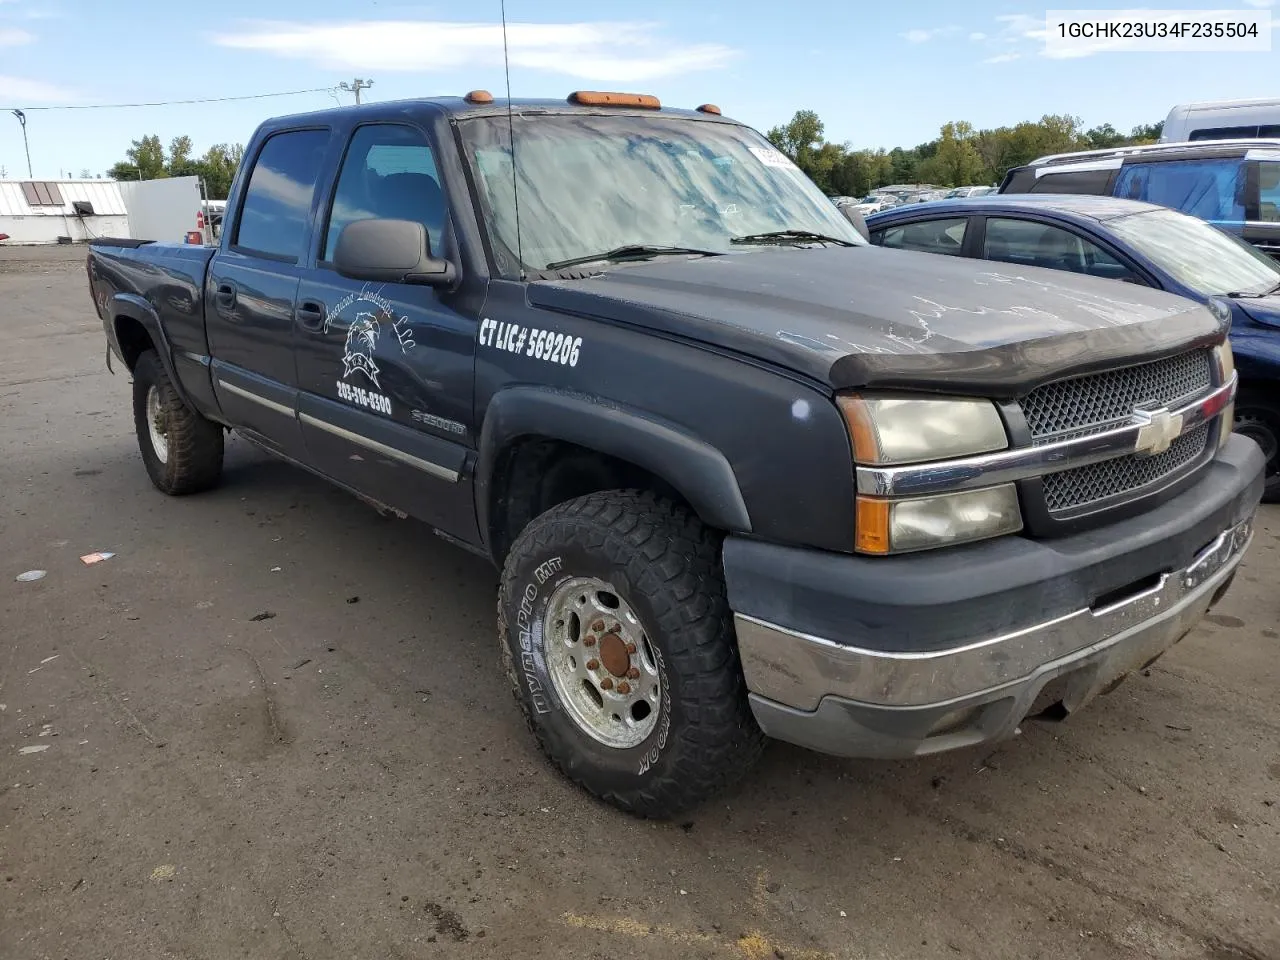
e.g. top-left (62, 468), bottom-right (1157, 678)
top-left (87, 91), bottom-right (1262, 818)
top-left (998, 139), bottom-right (1280, 261)
top-left (866, 194), bottom-right (1280, 500)
top-left (946, 185), bottom-right (995, 198)
top-left (1160, 97), bottom-right (1280, 143)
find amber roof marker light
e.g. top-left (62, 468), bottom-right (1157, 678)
top-left (696, 104), bottom-right (722, 115)
top-left (464, 89), bottom-right (495, 104)
top-left (569, 91), bottom-right (662, 109)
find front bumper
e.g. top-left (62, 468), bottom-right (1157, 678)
top-left (725, 434), bottom-right (1265, 759)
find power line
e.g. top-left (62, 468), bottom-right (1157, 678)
top-left (2, 86), bottom-right (338, 112)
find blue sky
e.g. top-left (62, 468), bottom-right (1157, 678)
top-left (0, 0), bottom-right (1277, 179)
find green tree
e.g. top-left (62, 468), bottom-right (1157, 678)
top-left (108, 134), bottom-right (168, 181)
top-left (918, 121), bottom-right (984, 187)
top-left (1085, 123), bottom-right (1125, 149)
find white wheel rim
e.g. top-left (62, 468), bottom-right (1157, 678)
top-left (146, 386), bottom-right (169, 464)
top-left (543, 576), bottom-right (662, 749)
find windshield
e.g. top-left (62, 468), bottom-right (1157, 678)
top-left (458, 113), bottom-right (866, 275)
top-left (1106, 207), bottom-right (1280, 297)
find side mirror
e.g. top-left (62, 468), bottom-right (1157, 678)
top-left (333, 218), bottom-right (455, 286)
top-left (839, 204), bottom-right (870, 241)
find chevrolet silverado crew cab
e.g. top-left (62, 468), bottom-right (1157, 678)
top-left (87, 91), bottom-right (1265, 818)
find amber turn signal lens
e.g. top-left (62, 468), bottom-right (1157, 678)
top-left (855, 497), bottom-right (891, 555)
top-left (837, 395), bottom-right (880, 464)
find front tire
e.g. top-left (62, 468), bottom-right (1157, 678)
top-left (1233, 387), bottom-right (1280, 503)
top-left (132, 349), bottom-right (224, 495)
top-left (498, 490), bottom-right (764, 818)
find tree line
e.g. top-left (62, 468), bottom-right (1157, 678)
top-left (107, 135), bottom-right (245, 200)
top-left (765, 111), bottom-right (1165, 196)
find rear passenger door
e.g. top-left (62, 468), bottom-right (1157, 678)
top-left (207, 128), bottom-right (331, 460)
top-left (292, 122), bottom-right (478, 539)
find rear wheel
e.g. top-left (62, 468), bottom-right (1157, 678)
top-left (1233, 387), bottom-right (1280, 503)
top-left (132, 349), bottom-right (224, 495)
top-left (497, 490), bottom-right (764, 818)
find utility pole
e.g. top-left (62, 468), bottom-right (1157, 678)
top-left (339, 78), bottom-right (374, 105)
top-left (11, 110), bottom-right (32, 178)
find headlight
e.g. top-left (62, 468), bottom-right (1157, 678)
top-left (1215, 339), bottom-right (1236, 449)
top-left (856, 485), bottom-right (1023, 555)
top-left (837, 394), bottom-right (1009, 465)
top-left (838, 392), bottom-right (1022, 554)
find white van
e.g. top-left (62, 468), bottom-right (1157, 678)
top-left (1160, 98), bottom-right (1280, 143)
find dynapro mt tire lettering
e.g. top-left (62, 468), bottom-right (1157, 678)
top-left (497, 489), bottom-right (764, 819)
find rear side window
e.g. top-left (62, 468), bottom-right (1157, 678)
top-left (1259, 161), bottom-right (1280, 222)
top-left (875, 217), bottom-right (968, 255)
top-left (1189, 125), bottom-right (1280, 141)
top-left (1028, 169), bottom-right (1113, 195)
top-left (1113, 158), bottom-right (1246, 225)
top-left (234, 129), bottom-right (330, 260)
top-left (999, 167), bottom-right (1037, 193)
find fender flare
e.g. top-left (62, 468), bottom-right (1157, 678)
top-left (108, 293), bottom-right (195, 408)
top-left (475, 385), bottom-right (752, 547)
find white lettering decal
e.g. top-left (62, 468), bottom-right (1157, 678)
top-left (336, 380), bottom-right (393, 416)
top-left (477, 318), bottom-right (582, 367)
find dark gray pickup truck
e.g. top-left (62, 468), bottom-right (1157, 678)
top-left (87, 91), bottom-right (1264, 818)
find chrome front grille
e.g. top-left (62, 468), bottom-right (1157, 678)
top-left (1021, 350), bottom-right (1213, 444)
top-left (1042, 423), bottom-right (1212, 513)
top-left (1020, 350), bottom-right (1216, 515)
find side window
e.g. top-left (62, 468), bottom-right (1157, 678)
top-left (1028, 169), bottom-right (1114, 195)
top-left (234, 129), bottom-right (330, 260)
top-left (323, 124), bottom-right (445, 261)
top-left (983, 218), bottom-right (1142, 281)
top-left (1000, 168), bottom-right (1038, 194)
top-left (877, 217), bottom-right (967, 256)
top-left (1189, 125), bottom-right (1259, 141)
top-left (1113, 159), bottom-right (1246, 225)
top-left (1258, 161), bottom-right (1280, 222)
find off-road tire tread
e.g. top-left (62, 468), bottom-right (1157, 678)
top-left (498, 489), bottom-right (765, 818)
top-left (133, 349), bottom-right (223, 495)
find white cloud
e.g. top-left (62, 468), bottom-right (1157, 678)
top-left (0, 26), bottom-right (32, 44)
top-left (1241, 0), bottom-right (1273, 7)
top-left (0, 73), bottom-right (76, 101)
top-left (994, 13), bottom-right (1047, 41)
top-left (213, 19), bottom-right (737, 82)
top-left (901, 25), bottom-right (960, 43)
top-left (969, 31), bottom-right (987, 41)
top-left (983, 52), bottom-right (1023, 64)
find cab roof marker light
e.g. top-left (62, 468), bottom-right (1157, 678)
top-left (569, 91), bottom-right (662, 109)
top-left (465, 90), bottom-right (495, 104)
top-left (696, 104), bottom-right (722, 115)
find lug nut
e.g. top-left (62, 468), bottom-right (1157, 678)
top-left (590, 620), bottom-right (605, 633)
top-left (627, 667), bottom-right (640, 680)
top-left (583, 636), bottom-right (596, 647)
top-left (625, 642), bottom-right (637, 654)
top-left (616, 681), bottom-right (631, 695)
top-left (586, 659), bottom-right (600, 671)
top-left (600, 678), bottom-right (614, 690)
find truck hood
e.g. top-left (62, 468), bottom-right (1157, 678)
top-left (529, 246), bottom-right (1227, 396)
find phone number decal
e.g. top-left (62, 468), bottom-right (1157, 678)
top-left (478, 318), bottom-right (582, 367)
top-left (336, 380), bottom-right (392, 415)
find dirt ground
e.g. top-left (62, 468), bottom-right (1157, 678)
top-left (1, 243), bottom-right (1277, 960)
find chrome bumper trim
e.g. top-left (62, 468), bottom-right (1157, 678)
top-left (735, 515), bottom-right (1253, 710)
top-left (856, 374), bottom-right (1236, 498)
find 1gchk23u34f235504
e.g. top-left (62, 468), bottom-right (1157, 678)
top-left (86, 90), bottom-right (1266, 818)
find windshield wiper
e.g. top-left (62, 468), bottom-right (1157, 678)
top-left (1227, 278), bottom-right (1280, 298)
top-left (730, 229), bottom-right (857, 247)
top-left (543, 245), bottom-right (723, 271)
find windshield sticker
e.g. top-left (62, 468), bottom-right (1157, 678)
top-left (748, 146), bottom-right (797, 170)
top-left (478, 318), bottom-right (582, 368)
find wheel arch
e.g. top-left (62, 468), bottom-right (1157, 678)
top-left (108, 294), bottom-right (196, 408)
top-left (476, 386), bottom-right (752, 564)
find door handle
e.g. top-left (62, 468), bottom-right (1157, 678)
top-left (296, 300), bottom-right (326, 331)
top-left (214, 282), bottom-right (237, 310)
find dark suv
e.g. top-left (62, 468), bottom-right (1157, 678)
top-left (999, 139), bottom-right (1280, 261)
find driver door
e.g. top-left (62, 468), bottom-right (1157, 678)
top-left (293, 122), bottom-right (477, 538)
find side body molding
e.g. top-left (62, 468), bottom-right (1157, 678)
top-left (475, 386), bottom-right (752, 547)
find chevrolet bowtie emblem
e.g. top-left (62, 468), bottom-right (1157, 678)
top-left (1133, 407), bottom-right (1184, 457)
